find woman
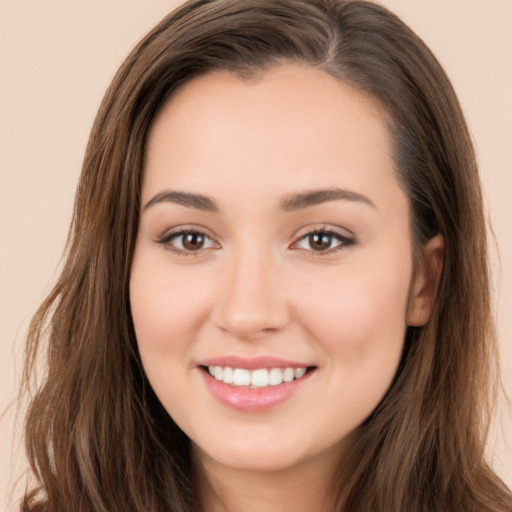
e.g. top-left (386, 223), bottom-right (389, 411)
top-left (20, 0), bottom-right (512, 511)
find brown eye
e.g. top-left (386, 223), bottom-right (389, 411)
top-left (308, 232), bottom-right (333, 251)
top-left (182, 232), bottom-right (206, 251)
top-left (156, 229), bottom-right (218, 255)
top-left (293, 229), bottom-right (355, 255)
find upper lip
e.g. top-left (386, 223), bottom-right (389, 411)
top-left (198, 356), bottom-right (315, 370)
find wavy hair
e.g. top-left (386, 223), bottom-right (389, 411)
top-left (21, 1), bottom-right (512, 511)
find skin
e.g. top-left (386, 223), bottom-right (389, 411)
top-left (130, 64), bottom-right (443, 512)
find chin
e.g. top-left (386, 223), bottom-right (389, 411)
top-left (193, 434), bottom-right (304, 470)
top-left (191, 429), bottom-right (349, 476)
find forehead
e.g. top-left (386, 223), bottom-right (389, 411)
top-left (142, 64), bottom-right (403, 216)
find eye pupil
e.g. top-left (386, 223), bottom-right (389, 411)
top-left (309, 233), bottom-right (332, 251)
top-left (183, 232), bottom-right (205, 250)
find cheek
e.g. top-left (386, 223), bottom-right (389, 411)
top-left (295, 260), bottom-right (412, 432)
top-left (129, 255), bottom-right (214, 426)
top-left (299, 258), bottom-right (412, 371)
top-left (129, 255), bottom-right (212, 362)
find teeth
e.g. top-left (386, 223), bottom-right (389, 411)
top-left (294, 367), bottom-right (306, 379)
top-left (283, 368), bottom-right (295, 383)
top-left (268, 368), bottom-right (283, 386)
top-left (233, 368), bottom-right (251, 386)
top-left (251, 368), bottom-right (269, 387)
top-left (214, 366), bottom-right (223, 380)
top-left (223, 366), bottom-right (234, 384)
top-left (207, 365), bottom-right (309, 388)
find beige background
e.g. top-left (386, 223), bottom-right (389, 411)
top-left (1, 1), bottom-right (511, 509)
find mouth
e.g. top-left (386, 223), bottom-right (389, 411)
top-left (200, 365), bottom-right (317, 389)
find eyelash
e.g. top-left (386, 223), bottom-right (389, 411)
top-left (155, 226), bottom-right (356, 257)
top-left (293, 228), bottom-right (356, 255)
top-left (155, 229), bottom-right (219, 257)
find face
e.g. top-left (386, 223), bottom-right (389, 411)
top-left (130, 64), bottom-right (433, 476)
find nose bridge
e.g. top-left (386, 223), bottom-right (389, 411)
top-left (212, 240), bottom-right (289, 340)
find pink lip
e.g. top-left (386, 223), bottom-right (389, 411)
top-left (199, 355), bottom-right (313, 370)
top-left (198, 364), bottom-right (315, 413)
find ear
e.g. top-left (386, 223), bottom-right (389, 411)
top-left (407, 234), bottom-right (445, 326)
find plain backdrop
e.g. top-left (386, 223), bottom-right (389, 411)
top-left (1, 1), bottom-right (511, 509)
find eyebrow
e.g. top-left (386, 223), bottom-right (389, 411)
top-left (144, 190), bottom-right (219, 212)
top-left (280, 188), bottom-right (376, 211)
top-left (143, 187), bottom-right (376, 213)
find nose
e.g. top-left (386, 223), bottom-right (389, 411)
top-left (211, 245), bottom-right (290, 341)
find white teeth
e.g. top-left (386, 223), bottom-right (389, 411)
top-left (294, 367), bottom-right (306, 379)
top-left (223, 366), bottom-right (234, 384)
top-left (207, 365), bottom-right (309, 388)
top-left (268, 368), bottom-right (283, 386)
top-left (283, 367), bottom-right (295, 383)
top-left (214, 366), bottom-right (223, 380)
top-left (251, 368), bottom-right (269, 387)
top-left (233, 368), bottom-right (251, 386)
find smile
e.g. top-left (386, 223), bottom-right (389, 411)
top-left (207, 366), bottom-right (308, 388)
top-left (200, 365), bottom-right (316, 412)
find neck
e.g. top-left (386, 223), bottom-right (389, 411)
top-left (193, 446), bottom-right (346, 512)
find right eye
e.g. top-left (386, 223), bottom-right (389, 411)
top-left (156, 229), bottom-right (219, 256)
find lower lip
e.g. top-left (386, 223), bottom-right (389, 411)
top-left (200, 369), bottom-right (314, 412)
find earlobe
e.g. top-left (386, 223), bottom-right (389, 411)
top-left (407, 234), bottom-right (445, 326)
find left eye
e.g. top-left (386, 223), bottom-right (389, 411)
top-left (293, 230), bottom-right (354, 253)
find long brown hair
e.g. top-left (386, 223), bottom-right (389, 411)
top-left (21, 1), bottom-right (512, 511)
